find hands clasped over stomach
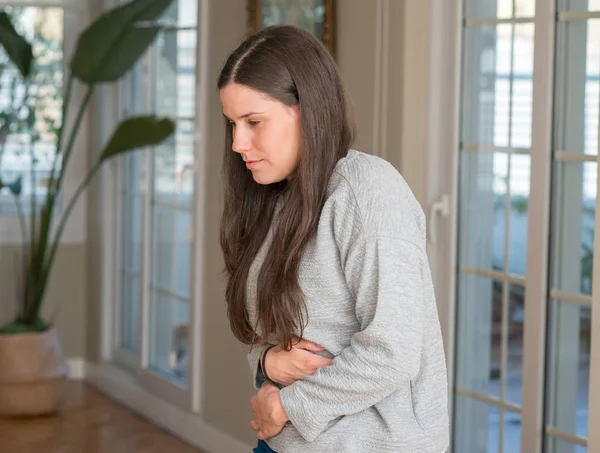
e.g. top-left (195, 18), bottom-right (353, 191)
top-left (249, 338), bottom-right (332, 440)
top-left (265, 337), bottom-right (333, 386)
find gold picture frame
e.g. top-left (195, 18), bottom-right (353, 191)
top-left (247, 0), bottom-right (336, 59)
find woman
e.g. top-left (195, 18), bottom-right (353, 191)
top-left (218, 25), bottom-right (449, 453)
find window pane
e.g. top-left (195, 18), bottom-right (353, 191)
top-left (119, 274), bottom-right (140, 352)
top-left (509, 154), bottom-right (530, 275)
top-left (148, 290), bottom-right (189, 384)
top-left (551, 162), bottom-right (596, 296)
top-left (462, 24), bottom-right (534, 148)
top-left (459, 151), bottom-right (508, 272)
top-left (506, 285), bottom-right (524, 405)
top-left (554, 20), bottom-right (600, 155)
top-left (153, 119), bottom-right (194, 207)
top-left (122, 150), bottom-right (146, 194)
top-left (0, 7), bottom-right (63, 215)
top-left (454, 395), bottom-right (500, 453)
top-left (120, 193), bottom-right (144, 273)
top-left (160, 0), bottom-right (197, 27)
top-left (546, 300), bottom-right (590, 439)
top-left (465, 0), bottom-right (535, 19)
top-left (456, 274), bottom-right (503, 399)
top-left (504, 411), bottom-right (521, 453)
top-left (151, 203), bottom-right (175, 290)
top-left (172, 299), bottom-right (189, 379)
top-left (148, 291), bottom-right (173, 375)
top-left (559, 0), bottom-right (600, 12)
top-left (515, 0), bottom-right (535, 17)
top-left (175, 210), bottom-right (192, 298)
top-left (155, 30), bottom-right (197, 119)
top-left (510, 25), bottom-right (535, 148)
top-left (149, 204), bottom-right (191, 297)
top-left (124, 54), bottom-right (150, 117)
top-left (462, 25), bottom-right (506, 146)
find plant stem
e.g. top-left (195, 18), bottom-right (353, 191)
top-left (12, 190), bottom-right (29, 320)
top-left (27, 163), bottom-right (101, 322)
top-left (11, 191), bottom-right (27, 257)
top-left (30, 151), bottom-right (36, 267)
top-left (13, 249), bottom-right (24, 320)
top-left (0, 137), bottom-right (6, 168)
top-left (30, 141), bottom-right (35, 243)
top-left (47, 74), bottom-right (72, 191)
top-left (32, 85), bottom-right (93, 295)
top-left (48, 162), bottom-right (100, 270)
top-left (55, 85), bottom-right (94, 199)
top-left (34, 75), bottom-right (74, 279)
top-left (27, 139), bottom-right (36, 321)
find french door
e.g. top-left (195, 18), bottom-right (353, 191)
top-left (113, 0), bottom-right (202, 411)
top-left (429, 0), bottom-right (600, 452)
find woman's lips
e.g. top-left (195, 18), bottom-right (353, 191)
top-left (245, 160), bottom-right (262, 169)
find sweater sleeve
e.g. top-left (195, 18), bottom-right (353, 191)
top-left (248, 343), bottom-right (270, 390)
top-left (278, 236), bottom-right (425, 442)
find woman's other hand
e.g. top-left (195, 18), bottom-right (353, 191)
top-left (263, 338), bottom-right (332, 386)
top-left (250, 382), bottom-right (288, 440)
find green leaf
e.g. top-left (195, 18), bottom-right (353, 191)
top-left (99, 116), bottom-right (175, 162)
top-left (0, 12), bottom-right (33, 79)
top-left (7, 175), bottom-right (22, 196)
top-left (0, 318), bottom-right (47, 334)
top-left (96, 27), bottom-right (160, 82)
top-left (70, 0), bottom-right (173, 84)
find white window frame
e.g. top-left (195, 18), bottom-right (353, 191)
top-left (0, 1), bottom-right (89, 245)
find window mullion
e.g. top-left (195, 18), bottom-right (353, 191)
top-left (586, 69), bottom-right (600, 453)
top-left (520, 1), bottom-right (556, 452)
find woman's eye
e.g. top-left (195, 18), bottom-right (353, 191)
top-left (248, 120), bottom-right (260, 127)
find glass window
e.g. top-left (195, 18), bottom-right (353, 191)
top-left (0, 7), bottom-right (63, 215)
top-left (117, 0), bottom-right (198, 388)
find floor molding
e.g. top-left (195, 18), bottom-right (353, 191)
top-left (85, 360), bottom-right (252, 453)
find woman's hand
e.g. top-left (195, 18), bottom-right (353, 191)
top-left (263, 338), bottom-right (332, 386)
top-left (250, 382), bottom-right (289, 440)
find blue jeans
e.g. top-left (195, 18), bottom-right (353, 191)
top-left (253, 439), bottom-right (277, 453)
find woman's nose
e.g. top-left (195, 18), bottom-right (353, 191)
top-left (232, 128), bottom-right (250, 154)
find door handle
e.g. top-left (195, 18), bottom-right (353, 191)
top-left (428, 194), bottom-right (450, 245)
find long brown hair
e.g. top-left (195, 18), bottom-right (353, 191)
top-left (218, 25), bottom-right (355, 350)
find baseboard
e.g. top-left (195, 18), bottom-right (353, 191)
top-left (67, 357), bottom-right (86, 380)
top-left (85, 361), bottom-right (252, 453)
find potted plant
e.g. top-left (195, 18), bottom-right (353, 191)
top-left (0, 0), bottom-right (176, 416)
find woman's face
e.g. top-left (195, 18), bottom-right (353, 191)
top-left (220, 82), bottom-right (302, 185)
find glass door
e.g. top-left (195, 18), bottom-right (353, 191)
top-left (544, 2), bottom-right (599, 450)
top-left (454, 2), bottom-right (534, 451)
top-left (441, 0), bottom-right (600, 452)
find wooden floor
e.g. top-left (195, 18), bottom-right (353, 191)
top-left (0, 382), bottom-right (206, 453)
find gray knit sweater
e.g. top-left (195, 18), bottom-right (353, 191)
top-left (246, 149), bottom-right (449, 452)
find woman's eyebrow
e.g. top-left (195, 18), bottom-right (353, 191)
top-left (222, 111), bottom-right (265, 120)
